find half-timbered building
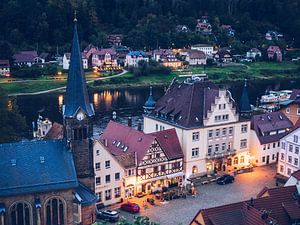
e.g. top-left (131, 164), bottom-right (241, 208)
top-left (100, 121), bottom-right (184, 195)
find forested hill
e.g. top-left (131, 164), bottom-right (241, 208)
top-left (0, 0), bottom-right (300, 58)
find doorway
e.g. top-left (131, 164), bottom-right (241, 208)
top-left (266, 155), bottom-right (270, 164)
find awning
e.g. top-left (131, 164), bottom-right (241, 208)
top-left (167, 172), bottom-right (184, 179)
top-left (0, 203), bottom-right (5, 213)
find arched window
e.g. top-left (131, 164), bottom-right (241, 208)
top-left (10, 202), bottom-right (32, 225)
top-left (45, 197), bottom-right (65, 225)
top-left (234, 157), bottom-right (239, 165)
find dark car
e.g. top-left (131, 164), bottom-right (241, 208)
top-left (96, 209), bottom-right (119, 222)
top-left (120, 202), bottom-right (140, 213)
top-left (216, 174), bottom-right (235, 185)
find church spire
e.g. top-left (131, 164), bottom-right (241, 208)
top-left (143, 86), bottom-right (156, 114)
top-left (63, 16), bottom-right (94, 117)
top-left (239, 79), bottom-right (252, 118)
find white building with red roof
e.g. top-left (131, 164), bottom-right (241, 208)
top-left (99, 120), bottom-right (184, 196)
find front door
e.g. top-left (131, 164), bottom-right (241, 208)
top-left (266, 155), bottom-right (270, 164)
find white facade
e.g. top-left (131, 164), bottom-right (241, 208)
top-left (125, 54), bottom-right (149, 67)
top-left (285, 174), bottom-right (300, 187)
top-left (191, 45), bottom-right (214, 56)
top-left (63, 53), bottom-right (88, 70)
top-left (144, 89), bottom-right (251, 178)
top-left (93, 141), bottom-right (124, 206)
top-left (278, 128), bottom-right (300, 178)
top-left (185, 55), bottom-right (207, 66)
top-left (250, 131), bottom-right (280, 166)
top-left (0, 67), bottom-right (10, 76)
top-left (246, 50), bottom-right (262, 59)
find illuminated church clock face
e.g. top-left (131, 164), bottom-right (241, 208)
top-left (76, 112), bottom-right (85, 121)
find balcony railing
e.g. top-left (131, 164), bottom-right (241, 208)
top-left (206, 148), bottom-right (237, 159)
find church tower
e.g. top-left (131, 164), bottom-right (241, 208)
top-left (63, 17), bottom-right (95, 191)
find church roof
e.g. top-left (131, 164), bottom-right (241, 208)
top-left (144, 87), bottom-right (156, 109)
top-left (0, 140), bottom-right (78, 197)
top-left (63, 23), bottom-right (94, 117)
top-left (240, 80), bottom-right (252, 113)
top-left (74, 182), bottom-right (98, 206)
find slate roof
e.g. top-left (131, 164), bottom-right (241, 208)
top-left (74, 182), bottom-right (98, 206)
top-left (251, 111), bottom-right (293, 144)
top-left (44, 122), bottom-right (63, 140)
top-left (150, 129), bottom-right (184, 160)
top-left (215, 49), bottom-right (232, 58)
top-left (191, 185), bottom-right (299, 225)
top-left (147, 78), bottom-right (220, 128)
top-left (0, 140), bottom-right (78, 197)
top-left (14, 51), bottom-right (38, 63)
top-left (144, 87), bottom-right (156, 109)
top-left (239, 80), bottom-right (252, 113)
top-left (63, 24), bottom-right (95, 117)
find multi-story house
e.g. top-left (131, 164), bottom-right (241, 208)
top-left (214, 49), bottom-right (233, 63)
top-left (93, 140), bottom-right (124, 206)
top-left (0, 60), bottom-right (10, 76)
top-left (278, 126), bottom-right (300, 178)
top-left (63, 52), bottom-right (88, 70)
top-left (92, 48), bottom-right (119, 71)
top-left (100, 121), bottom-right (184, 195)
top-left (191, 44), bottom-right (214, 57)
top-left (144, 75), bottom-right (252, 179)
top-left (246, 48), bottom-right (262, 59)
top-left (153, 49), bottom-right (182, 69)
top-left (250, 111), bottom-right (293, 166)
top-left (195, 19), bottom-right (212, 35)
top-left (125, 51), bottom-right (149, 67)
top-left (185, 50), bottom-right (207, 66)
top-left (267, 46), bottom-right (282, 62)
top-left (279, 89), bottom-right (300, 125)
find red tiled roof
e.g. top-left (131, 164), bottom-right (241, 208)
top-left (190, 185), bottom-right (299, 225)
top-left (150, 129), bottom-right (183, 160)
top-left (44, 122), bottom-right (63, 140)
top-left (292, 170), bottom-right (300, 180)
top-left (187, 50), bottom-right (206, 59)
top-left (100, 120), bottom-right (155, 164)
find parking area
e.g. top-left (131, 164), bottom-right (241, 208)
top-left (100, 164), bottom-right (277, 225)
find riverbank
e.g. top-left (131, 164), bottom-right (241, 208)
top-left (1, 62), bottom-right (298, 95)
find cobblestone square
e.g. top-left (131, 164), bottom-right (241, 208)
top-left (105, 164), bottom-right (277, 225)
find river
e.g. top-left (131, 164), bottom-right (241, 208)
top-left (14, 78), bottom-right (300, 137)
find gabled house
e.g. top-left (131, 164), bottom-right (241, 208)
top-left (285, 170), bottom-right (300, 186)
top-left (92, 48), bottom-right (119, 71)
top-left (265, 31), bottom-right (283, 41)
top-left (0, 60), bottom-right (10, 76)
top-left (191, 44), bottom-right (214, 56)
top-left (144, 76), bottom-right (251, 178)
top-left (100, 121), bottom-right (184, 195)
top-left (153, 49), bottom-right (182, 69)
top-left (246, 48), bottom-right (262, 59)
top-left (195, 19), bottom-right (212, 35)
top-left (125, 51), bottom-right (149, 67)
top-left (185, 50), bottom-right (207, 66)
top-left (250, 111), bottom-right (293, 166)
top-left (190, 185), bottom-right (300, 225)
top-left (214, 49), bottom-right (232, 63)
top-left (267, 46), bottom-right (282, 62)
top-left (83, 44), bottom-right (98, 68)
top-left (13, 51), bottom-right (38, 67)
top-left (279, 89), bottom-right (300, 125)
top-left (278, 126), bottom-right (300, 178)
top-left (63, 52), bottom-right (88, 70)
top-left (107, 34), bottom-right (123, 47)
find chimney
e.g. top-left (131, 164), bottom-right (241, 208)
top-left (250, 197), bottom-right (254, 206)
top-left (104, 139), bottom-right (108, 147)
top-left (128, 117), bottom-right (132, 127)
top-left (112, 111), bottom-right (117, 120)
top-left (137, 119), bottom-right (142, 131)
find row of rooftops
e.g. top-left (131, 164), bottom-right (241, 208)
top-left (191, 185), bottom-right (300, 225)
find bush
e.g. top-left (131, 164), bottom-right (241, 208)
top-left (132, 60), bottom-right (171, 77)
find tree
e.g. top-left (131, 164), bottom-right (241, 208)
top-left (0, 88), bottom-right (28, 143)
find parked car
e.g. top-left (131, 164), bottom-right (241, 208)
top-left (216, 174), bottom-right (235, 185)
top-left (120, 202), bottom-right (140, 213)
top-left (96, 209), bottom-right (119, 222)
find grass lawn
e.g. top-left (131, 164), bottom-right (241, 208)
top-left (0, 80), bottom-right (67, 95)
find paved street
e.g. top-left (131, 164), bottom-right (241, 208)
top-left (102, 164), bottom-right (277, 225)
